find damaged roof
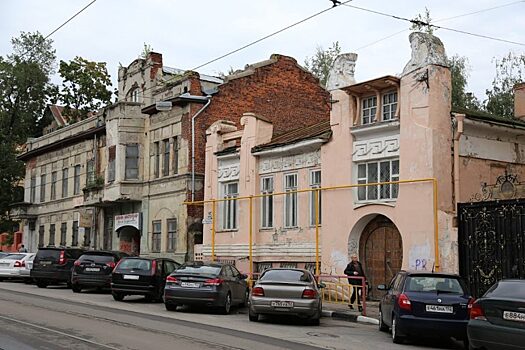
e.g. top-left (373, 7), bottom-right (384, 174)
top-left (452, 106), bottom-right (525, 128)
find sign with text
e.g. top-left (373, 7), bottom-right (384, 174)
top-left (115, 213), bottom-right (141, 231)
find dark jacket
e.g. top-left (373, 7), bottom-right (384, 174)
top-left (344, 261), bottom-right (365, 285)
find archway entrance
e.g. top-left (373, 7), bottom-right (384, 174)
top-left (118, 226), bottom-right (140, 256)
top-left (359, 215), bottom-right (403, 299)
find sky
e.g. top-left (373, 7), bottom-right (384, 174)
top-left (1, 0), bottom-right (524, 101)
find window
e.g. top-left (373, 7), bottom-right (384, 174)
top-left (104, 216), bottom-right (113, 250)
top-left (51, 172), bottom-right (57, 200)
top-left (62, 168), bottom-right (69, 198)
top-left (40, 173), bottom-right (46, 202)
top-left (73, 165), bottom-right (81, 195)
top-left (362, 96), bottom-right (377, 125)
top-left (83, 227), bottom-right (91, 247)
top-left (72, 221), bottom-right (79, 246)
top-left (221, 182), bottom-right (238, 230)
top-left (357, 159), bottom-right (399, 201)
top-left (86, 159), bottom-right (95, 186)
top-left (108, 146), bottom-right (116, 182)
top-left (167, 219), bottom-right (177, 252)
top-left (49, 224), bottom-right (55, 246)
top-left (261, 177), bottom-right (274, 228)
top-left (152, 220), bottom-right (161, 252)
top-left (284, 173), bottom-right (298, 228)
top-left (130, 88), bottom-right (140, 103)
top-left (60, 222), bottom-right (67, 246)
top-left (38, 225), bottom-right (45, 248)
top-left (309, 170), bottom-right (322, 226)
top-left (125, 144), bottom-right (139, 180)
top-left (30, 176), bottom-right (36, 203)
top-left (172, 137), bottom-right (179, 175)
top-left (163, 139), bottom-right (170, 176)
top-left (153, 142), bottom-right (160, 178)
top-left (382, 91), bottom-right (398, 121)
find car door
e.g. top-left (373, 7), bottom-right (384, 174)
top-left (230, 265), bottom-right (246, 303)
top-left (221, 266), bottom-right (237, 301)
top-left (383, 273), bottom-right (403, 326)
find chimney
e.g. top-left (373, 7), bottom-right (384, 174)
top-left (514, 83), bottom-right (525, 120)
top-left (326, 53), bottom-right (358, 91)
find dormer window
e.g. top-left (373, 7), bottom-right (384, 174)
top-left (362, 96), bottom-right (377, 125)
top-left (382, 91), bottom-right (398, 121)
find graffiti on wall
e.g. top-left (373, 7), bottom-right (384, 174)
top-left (409, 241), bottom-right (434, 271)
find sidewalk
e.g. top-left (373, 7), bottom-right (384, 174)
top-left (322, 300), bottom-right (380, 325)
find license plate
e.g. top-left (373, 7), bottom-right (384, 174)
top-left (123, 274), bottom-right (140, 280)
top-left (503, 311), bottom-right (525, 322)
top-left (271, 301), bottom-right (294, 308)
top-left (40, 261), bottom-right (51, 266)
top-left (85, 267), bottom-right (100, 272)
top-left (0, 263), bottom-right (9, 267)
top-left (426, 305), bottom-right (453, 313)
top-left (181, 282), bottom-right (200, 288)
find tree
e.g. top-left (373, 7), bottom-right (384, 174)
top-left (448, 54), bottom-right (482, 110)
top-left (485, 52), bottom-right (525, 118)
top-left (58, 56), bottom-right (112, 121)
top-left (411, 7), bottom-right (435, 35)
top-left (304, 41), bottom-right (341, 87)
top-left (140, 43), bottom-right (153, 59)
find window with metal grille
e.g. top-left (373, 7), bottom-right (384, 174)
top-left (73, 165), bottom-right (81, 195)
top-left (167, 219), bottom-right (177, 252)
top-left (152, 220), bottom-right (161, 252)
top-left (60, 222), bottom-right (67, 246)
top-left (72, 221), bottom-right (79, 246)
top-left (62, 168), bottom-right (69, 198)
top-left (361, 96), bottom-right (377, 124)
top-left (40, 173), bottom-right (46, 202)
top-left (125, 144), bottom-right (139, 180)
top-left (221, 182), bottom-right (238, 230)
top-left (280, 262), bottom-right (297, 268)
top-left (382, 91), bottom-right (398, 121)
top-left (357, 159), bottom-right (399, 201)
top-left (309, 170), bottom-right (321, 226)
top-left (51, 172), bottom-right (57, 200)
top-left (163, 139), bottom-right (170, 176)
top-left (284, 173), bottom-right (298, 228)
top-left (49, 224), bottom-right (55, 246)
top-left (261, 176), bottom-right (274, 228)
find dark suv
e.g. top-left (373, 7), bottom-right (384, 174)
top-left (71, 250), bottom-right (129, 293)
top-left (31, 247), bottom-right (85, 288)
top-left (111, 257), bottom-right (180, 302)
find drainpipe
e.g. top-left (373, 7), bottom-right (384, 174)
top-left (190, 95), bottom-right (212, 202)
top-left (452, 113), bottom-right (465, 212)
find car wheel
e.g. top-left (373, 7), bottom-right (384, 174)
top-left (112, 292), bottom-right (124, 301)
top-left (391, 315), bottom-right (405, 344)
top-left (71, 284), bottom-right (82, 293)
top-left (379, 309), bottom-right (388, 332)
top-left (165, 303), bottom-right (178, 311)
top-left (308, 308), bottom-right (321, 326)
top-left (222, 292), bottom-right (232, 315)
top-left (36, 280), bottom-right (48, 288)
top-left (239, 289), bottom-right (249, 307)
top-left (248, 308), bottom-right (259, 322)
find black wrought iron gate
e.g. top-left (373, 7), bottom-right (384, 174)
top-left (458, 199), bottom-right (525, 297)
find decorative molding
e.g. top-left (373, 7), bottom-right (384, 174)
top-left (259, 150), bottom-right (321, 175)
top-left (201, 243), bottom-right (319, 258)
top-left (353, 135), bottom-right (400, 162)
top-left (218, 157), bottom-right (240, 182)
top-left (470, 171), bottom-right (525, 202)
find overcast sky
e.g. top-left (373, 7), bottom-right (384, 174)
top-left (1, 0), bottom-right (524, 101)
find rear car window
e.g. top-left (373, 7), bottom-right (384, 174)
top-left (485, 281), bottom-right (525, 298)
top-left (117, 259), bottom-right (151, 270)
top-left (406, 276), bottom-right (464, 293)
top-left (79, 254), bottom-right (115, 263)
top-left (35, 249), bottom-right (61, 260)
top-left (3, 254), bottom-right (25, 260)
top-left (261, 269), bottom-right (312, 282)
top-left (176, 265), bottom-right (221, 276)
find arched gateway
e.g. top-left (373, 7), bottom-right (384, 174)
top-left (359, 215), bottom-right (403, 299)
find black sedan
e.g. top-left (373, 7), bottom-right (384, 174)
top-left (71, 250), bottom-right (129, 292)
top-left (468, 279), bottom-right (525, 350)
top-left (164, 262), bottom-right (248, 314)
top-left (377, 271), bottom-right (472, 346)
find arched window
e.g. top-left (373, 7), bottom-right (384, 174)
top-left (129, 88), bottom-right (140, 103)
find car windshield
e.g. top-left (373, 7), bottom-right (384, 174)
top-left (176, 265), bottom-right (221, 276)
top-left (405, 276), bottom-right (464, 294)
top-left (260, 269), bottom-right (312, 282)
top-left (485, 281), bottom-right (525, 298)
top-left (3, 254), bottom-right (26, 260)
top-left (79, 254), bottom-right (115, 263)
top-left (117, 259), bottom-right (151, 270)
top-left (36, 250), bottom-right (61, 259)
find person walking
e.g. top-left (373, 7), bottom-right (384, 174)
top-left (344, 254), bottom-right (365, 312)
top-left (18, 244), bottom-right (28, 253)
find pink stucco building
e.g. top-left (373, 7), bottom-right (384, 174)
top-left (200, 32), bottom-right (525, 297)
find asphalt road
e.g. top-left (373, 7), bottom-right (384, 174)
top-left (0, 281), bottom-right (466, 350)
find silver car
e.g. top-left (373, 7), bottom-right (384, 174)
top-left (0, 253), bottom-right (35, 282)
top-left (248, 268), bottom-right (323, 325)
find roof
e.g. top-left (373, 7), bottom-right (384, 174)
top-left (163, 66), bottom-right (223, 84)
top-left (452, 106), bottom-right (525, 128)
top-left (343, 75), bottom-right (400, 95)
top-left (251, 120), bottom-right (332, 153)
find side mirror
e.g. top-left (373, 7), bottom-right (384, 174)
top-left (239, 274), bottom-right (248, 280)
top-left (318, 282), bottom-right (326, 289)
top-left (377, 284), bottom-right (388, 291)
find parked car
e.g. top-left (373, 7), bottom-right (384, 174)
top-left (0, 252), bottom-right (9, 259)
top-left (248, 268), bottom-right (323, 325)
top-left (377, 271), bottom-right (471, 345)
top-left (31, 247), bottom-right (86, 288)
top-left (71, 250), bottom-right (129, 293)
top-left (0, 253), bottom-right (35, 282)
top-left (164, 262), bottom-right (248, 314)
top-left (468, 279), bottom-right (525, 350)
top-left (111, 257), bottom-right (180, 302)
top-left (21, 254), bottom-right (35, 283)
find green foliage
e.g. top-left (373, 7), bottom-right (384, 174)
top-left (485, 52), bottom-right (525, 118)
top-left (140, 43), bottom-right (154, 59)
top-left (58, 56), bottom-right (112, 121)
top-left (448, 54), bottom-right (482, 110)
top-left (304, 41), bottom-right (341, 87)
top-left (411, 7), bottom-right (435, 35)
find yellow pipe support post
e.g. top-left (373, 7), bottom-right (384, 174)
top-left (433, 179), bottom-right (440, 272)
top-left (211, 199), bottom-right (216, 261)
top-left (249, 196), bottom-right (253, 288)
top-left (315, 189), bottom-right (320, 277)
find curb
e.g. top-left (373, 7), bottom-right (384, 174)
top-left (322, 310), bottom-right (379, 325)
